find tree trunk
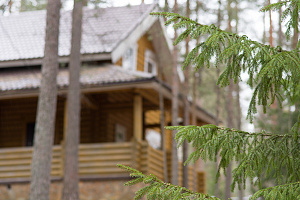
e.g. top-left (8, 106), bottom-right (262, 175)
top-left (278, 0), bottom-right (283, 46)
top-left (268, 0), bottom-right (273, 47)
top-left (236, 80), bottom-right (243, 200)
top-left (182, 0), bottom-right (190, 189)
top-left (61, 0), bottom-right (83, 199)
top-left (215, 0), bottom-right (222, 196)
top-left (225, 80), bottom-right (234, 200)
top-left (171, 0), bottom-right (179, 186)
top-left (157, 30), bottom-right (168, 182)
top-left (225, 1), bottom-right (233, 198)
top-left (29, 0), bottom-right (61, 199)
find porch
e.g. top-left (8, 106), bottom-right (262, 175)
top-left (0, 140), bottom-right (201, 191)
top-left (0, 72), bottom-right (211, 193)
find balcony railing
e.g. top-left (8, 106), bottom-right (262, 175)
top-left (0, 141), bottom-right (204, 192)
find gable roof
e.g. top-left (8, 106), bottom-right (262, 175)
top-left (0, 4), bottom-right (158, 65)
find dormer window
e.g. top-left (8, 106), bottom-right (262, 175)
top-left (123, 45), bottom-right (137, 71)
top-left (144, 49), bottom-right (157, 75)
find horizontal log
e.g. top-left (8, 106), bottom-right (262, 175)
top-left (79, 161), bottom-right (131, 168)
top-left (148, 157), bottom-right (164, 168)
top-left (79, 148), bottom-right (131, 156)
top-left (0, 172), bottom-right (31, 178)
top-left (0, 158), bottom-right (60, 167)
top-left (79, 155), bottom-right (132, 162)
top-left (149, 165), bottom-right (164, 176)
top-left (150, 148), bottom-right (163, 156)
top-left (79, 142), bottom-right (131, 150)
top-left (148, 152), bottom-right (163, 164)
top-left (79, 168), bottom-right (127, 175)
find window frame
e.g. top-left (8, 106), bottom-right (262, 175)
top-left (144, 49), bottom-right (157, 75)
top-left (122, 44), bottom-right (138, 71)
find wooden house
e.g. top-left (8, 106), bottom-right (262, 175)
top-left (0, 4), bottom-right (215, 199)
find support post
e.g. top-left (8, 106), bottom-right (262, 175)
top-left (133, 95), bottom-right (143, 141)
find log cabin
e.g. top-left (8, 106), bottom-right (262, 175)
top-left (0, 4), bottom-right (214, 199)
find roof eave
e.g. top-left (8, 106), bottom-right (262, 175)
top-left (0, 53), bottom-right (112, 68)
top-left (0, 77), bottom-right (156, 100)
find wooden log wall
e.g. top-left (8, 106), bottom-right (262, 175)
top-left (166, 152), bottom-right (205, 191)
top-left (0, 141), bottom-right (167, 182)
top-left (0, 146), bottom-right (62, 180)
top-left (147, 145), bottom-right (164, 180)
top-left (114, 33), bottom-right (157, 74)
top-left (0, 98), bottom-right (65, 147)
top-left (78, 142), bottom-right (132, 176)
top-left (0, 91), bottom-right (138, 147)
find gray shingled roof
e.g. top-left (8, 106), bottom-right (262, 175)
top-left (0, 65), bottom-right (154, 92)
top-left (0, 4), bottom-right (156, 62)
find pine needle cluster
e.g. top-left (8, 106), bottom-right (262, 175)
top-left (118, 0), bottom-right (300, 199)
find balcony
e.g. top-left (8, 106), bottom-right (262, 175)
top-left (0, 140), bottom-right (204, 192)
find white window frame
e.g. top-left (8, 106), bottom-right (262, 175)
top-left (144, 49), bottom-right (157, 75)
top-left (122, 44), bottom-right (138, 71)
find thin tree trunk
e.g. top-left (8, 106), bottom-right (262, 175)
top-left (8, 0), bottom-right (12, 13)
top-left (192, 1), bottom-right (201, 191)
top-left (157, 41), bottom-right (168, 182)
top-left (278, 0), bottom-right (283, 46)
top-left (269, 0), bottom-right (273, 47)
top-left (182, 0), bottom-right (190, 189)
top-left (236, 80), bottom-right (243, 200)
top-left (215, 67), bottom-right (221, 198)
top-left (164, 0), bottom-right (169, 12)
top-left (61, 0), bottom-right (83, 199)
top-left (171, 0), bottom-right (179, 186)
top-left (225, 80), bottom-right (234, 200)
top-left (225, 1), bottom-right (233, 198)
top-left (29, 0), bottom-right (61, 199)
top-left (215, 0), bottom-right (222, 196)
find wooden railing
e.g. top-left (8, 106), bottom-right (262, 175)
top-left (0, 141), bottom-right (204, 192)
top-left (0, 146), bottom-right (62, 180)
top-left (167, 152), bottom-right (205, 192)
top-left (0, 141), bottom-right (165, 182)
top-left (78, 142), bottom-right (133, 176)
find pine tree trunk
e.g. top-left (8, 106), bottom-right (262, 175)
top-left (29, 0), bottom-right (61, 199)
top-left (182, 0), bottom-right (190, 189)
top-left (236, 80), bottom-right (243, 200)
top-left (171, 0), bottom-right (179, 186)
top-left (269, 0), bottom-right (273, 47)
top-left (61, 0), bottom-right (83, 199)
top-left (278, 0), bottom-right (283, 46)
top-left (225, 1), bottom-right (233, 198)
top-left (215, 0), bottom-right (222, 196)
top-left (225, 80), bottom-right (234, 200)
top-left (157, 41), bottom-right (168, 182)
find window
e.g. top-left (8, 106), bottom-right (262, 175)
top-left (123, 45), bottom-right (137, 71)
top-left (144, 49), bottom-right (157, 75)
top-left (115, 123), bottom-right (127, 142)
top-left (26, 122), bottom-right (35, 146)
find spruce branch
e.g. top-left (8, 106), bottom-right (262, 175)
top-left (117, 164), bottom-right (220, 200)
top-left (151, 11), bottom-right (300, 122)
top-left (250, 181), bottom-right (300, 199)
top-left (166, 125), bottom-right (300, 191)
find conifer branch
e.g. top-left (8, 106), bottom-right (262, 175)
top-left (117, 164), bottom-right (220, 200)
top-left (250, 181), bottom-right (300, 199)
top-left (166, 125), bottom-right (300, 191)
top-left (151, 11), bottom-right (300, 122)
